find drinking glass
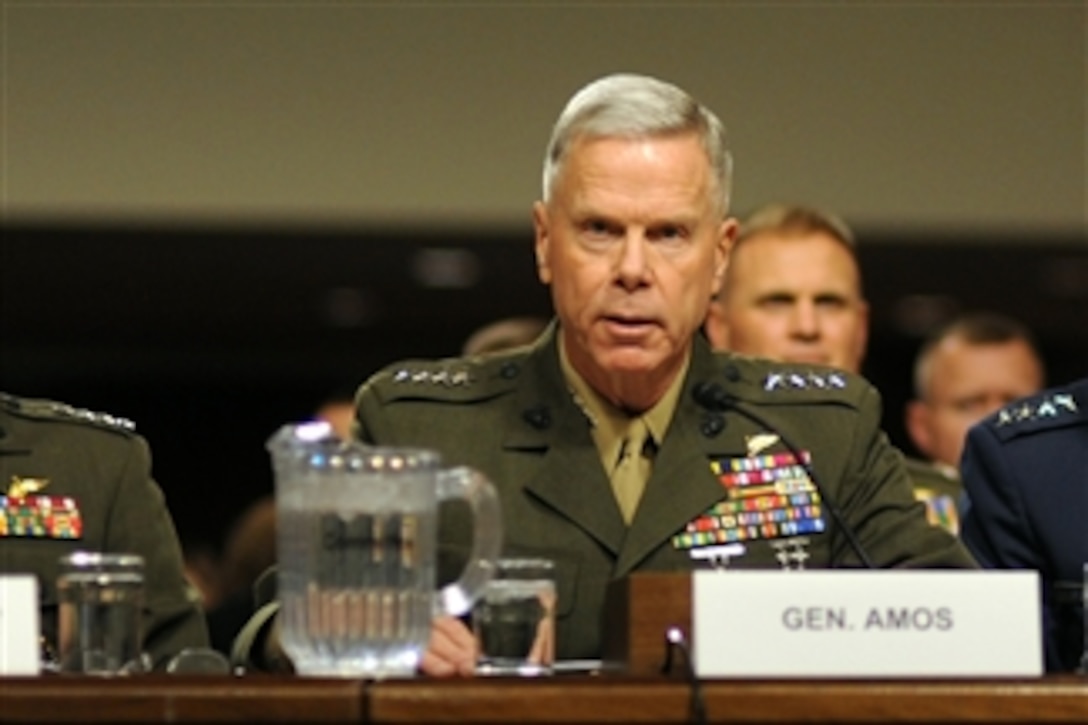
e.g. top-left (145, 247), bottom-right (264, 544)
top-left (56, 552), bottom-right (146, 675)
top-left (473, 558), bottom-right (556, 676)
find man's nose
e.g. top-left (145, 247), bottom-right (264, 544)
top-left (615, 233), bottom-right (650, 287)
top-left (790, 301), bottom-right (820, 338)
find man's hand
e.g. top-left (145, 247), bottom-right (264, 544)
top-left (419, 615), bottom-right (477, 677)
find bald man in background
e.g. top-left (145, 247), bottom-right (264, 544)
top-left (905, 312), bottom-right (1046, 528)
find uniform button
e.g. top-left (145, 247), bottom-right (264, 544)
top-left (500, 362), bottom-right (520, 380)
top-left (522, 406), bottom-right (551, 430)
top-left (700, 414), bottom-right (725, 437)
top-left (723, 364), bottom-right (741, 382)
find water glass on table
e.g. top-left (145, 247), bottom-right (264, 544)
top-left (56, 551), bottom-right (148, 675)
top-left (473, 558), bottom-right (556, 676)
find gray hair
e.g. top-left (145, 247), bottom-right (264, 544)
top-left (542, 73), bottom-right (732, 214)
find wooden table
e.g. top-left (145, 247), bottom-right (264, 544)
top-left (1, 675), bottom-right (1085, 723)
top-left (369, 676), bottom-right (1088, 723)
top-left (0, 675), bottom-right (364, 723)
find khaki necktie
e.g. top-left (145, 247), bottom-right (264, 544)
top-left (611, 418), bottom-right (653, 524)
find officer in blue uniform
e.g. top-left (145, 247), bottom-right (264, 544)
top-left (960, 377), bottom-right (1087, 672)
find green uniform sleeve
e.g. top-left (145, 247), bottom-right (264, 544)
top-left (838, 385), bottom-right (976, 569)
top-left (104, 435), bottom-right (210, 667)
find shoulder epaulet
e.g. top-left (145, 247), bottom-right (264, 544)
top-left (903, 455), bottom-right (958, 486)
top-left (717, 354), bottom-right (865, 407)
top-left (988, 382), bottom-right (1086, 442)
top-left (0, 392), bottom-right (137, 435)
top-left (366, 350), bottom-right (528, 405)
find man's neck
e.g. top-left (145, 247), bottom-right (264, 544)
top-left (558, 333), bottom-right (691, 414)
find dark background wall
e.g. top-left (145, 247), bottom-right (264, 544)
top-left (3, 223), bottom-right (1086, 552)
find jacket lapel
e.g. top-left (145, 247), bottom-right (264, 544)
top-left (614, 339), bottom-right (749, 576)
top-left (505, 330), bottom-right (627, 557)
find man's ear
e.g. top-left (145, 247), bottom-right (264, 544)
top-left (905, 400), bottom-right (934, 458)
top-left (854, 299), bottom-right (871, 369)
top-left (704, 297), bottom-right (731, 350)
top-left (532, 201), bottom-right (552, 285)
top-left (711, 217), bottom-right (737, 298)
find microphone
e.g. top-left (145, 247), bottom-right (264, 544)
top-left (692, 381), bottom-right (876, 569)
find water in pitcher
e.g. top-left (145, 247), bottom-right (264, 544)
top-left (277, 470), bottom-right (438, 677)
top-left (269, 423), bottom-right (503, 678)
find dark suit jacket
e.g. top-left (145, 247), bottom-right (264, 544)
top-left (961, 377), bottom-right (1088, 672)
top-left (0, 393), bottom-right (209, 669)
top-left (355, 327), bottom-right (975, 660)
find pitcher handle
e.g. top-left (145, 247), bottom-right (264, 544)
top-left (435, 467), bottom-right (503, 616)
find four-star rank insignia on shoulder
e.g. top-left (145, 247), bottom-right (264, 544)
top-left (762, 370), bottom-right (847, 392)
top-left (390, 366), bottom-right (474, 387)
top-left (995, 392), bottom-right (1078, 428)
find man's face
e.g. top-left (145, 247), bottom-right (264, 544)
top-left (532, 133), bottom-right (734, 409)
top-left (315, 401), bottom-right (356, 440)
top-left (907, 337), bottom-right (1044, 469)
top-left (707, 232), bottom-right (869, 372)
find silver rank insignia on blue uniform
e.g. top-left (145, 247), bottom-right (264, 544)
top-left (995, 392), bottom-right (1078, 427)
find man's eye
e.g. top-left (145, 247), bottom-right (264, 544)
top-left (650, 225), bottom-right (686, 242)
top-left (952, 398), bottom-right (986, 414)
top-left (582, 220), bottom-right (613, 236)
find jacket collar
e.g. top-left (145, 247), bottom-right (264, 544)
top-left (503, 326), bottom-right (743, 570)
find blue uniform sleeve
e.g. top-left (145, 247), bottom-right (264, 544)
top-left (960, 423), bottom-right (1039, 571)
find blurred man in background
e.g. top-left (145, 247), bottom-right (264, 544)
top-left (313, 387), bottom-right (358, 440)
top-left (905, 312), bottom-right (1046, 530)
top-left (462, 316), bottom-right (549, 356)
top-left (704, 202), bottom-right (868, 373)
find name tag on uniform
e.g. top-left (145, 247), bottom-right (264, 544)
top-left (693, 570), bottom-right (1041, 677)
top-left (0, 575), bottom-right (40, 675)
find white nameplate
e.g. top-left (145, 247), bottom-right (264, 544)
top-left (0, 575), bottom-right (41, 675)
top-left (693, 570), bottom-right (1041, 677)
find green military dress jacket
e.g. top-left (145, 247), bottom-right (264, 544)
top-left (0, 393), bottom-right (209, 668)
top-left (905, 456), bottom-right (963, 534)
top-left (353, 326), bottom-right (976, 661)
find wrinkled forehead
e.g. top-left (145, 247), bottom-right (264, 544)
top-left (550, 131), bottom-right (726, 216)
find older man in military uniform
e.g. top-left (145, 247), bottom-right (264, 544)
top-left (0, 393), bottom-right (208, 669)
top-left (960, 378), bottom-right (1087, 672)
top-left (234, 73), bottom-right (974, 676)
